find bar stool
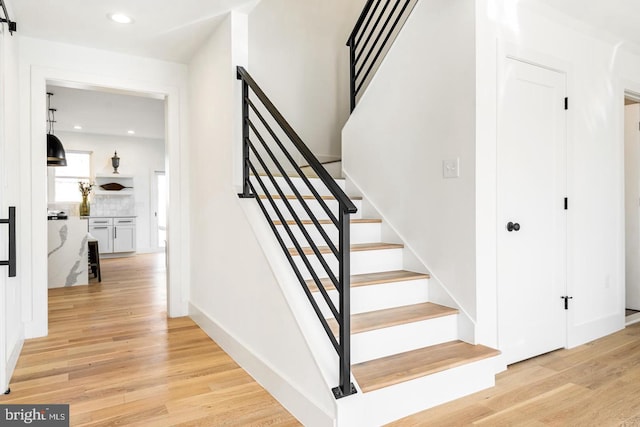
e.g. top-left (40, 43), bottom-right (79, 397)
top-left (88, 239), bottom-right (101, 282)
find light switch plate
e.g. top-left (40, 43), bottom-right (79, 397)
top-left (443, 158), bottom-right (460, 178)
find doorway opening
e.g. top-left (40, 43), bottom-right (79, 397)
top-left (624, 92), bottom-right (640, 326)
top-left (44, 82), bottom-right (169, 317)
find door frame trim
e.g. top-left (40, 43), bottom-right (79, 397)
top-left (23, 66), bottom-right (188, 338)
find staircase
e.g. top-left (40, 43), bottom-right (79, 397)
top-left (255, 174), bottom-right (501, 425)
top-left (236, 59), bottom-right (502, 422)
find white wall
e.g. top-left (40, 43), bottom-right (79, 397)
top-left (0, 0), bottom-right (24, 392)
top-left (625, 103), bottom-right (640, 309)
top-left (342, 0), bottom-right (478, 320)
top-left (19, 36), bottom-right (190, 337)
top-left (248, 0), bottom-right (365, 162)
top-left (187, 12), bottom-right (336, 425)
top-left (52, 131), bottom-right (165, 253)
top-left (475, 0), bottom-right (637, 346)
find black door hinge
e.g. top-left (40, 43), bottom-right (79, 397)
top-left (564, 197), bottom-right (568, 210)
top-left (561, 295), bottom-right (573, 310)
top-left (564, 97), bottom-right (568, 110)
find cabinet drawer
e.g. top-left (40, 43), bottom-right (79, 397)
top-left (114, 217), bottom-right (136, 225)
top-left (89, 218), bottom-right (113, 226)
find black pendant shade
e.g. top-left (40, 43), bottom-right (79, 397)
top-left (47, 134), bottom-right (67, 166)
top-left (46, 92), bottom-right (67, 167)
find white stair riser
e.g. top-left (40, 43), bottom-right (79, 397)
top-left (252, 176), bottom-right (346, 197)
top-left (301, 161), bottom-right (342, 179)
top-left (276, 222), bottom-right (381, 247)
top-left (338, 357), bottom-right (501, 427)
top-left (293, 248), bottom-right (403, 281)
top-left (350, 315), bottom-right (458, 364)
top-left (313, 279), bottom-right (430, 317)
top-left (261, 198), bottom-right (363, 221)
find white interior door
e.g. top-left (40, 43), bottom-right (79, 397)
top-left (625, 102), bottom-right (640, 310)
top-left (497, 58), bottom-right (567, 365)
top-left (0, 21), bottom-right (8, 394)
top-left (0, 23), bottom-right (23, 394)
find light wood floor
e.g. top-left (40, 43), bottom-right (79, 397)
top-left (390, 322), bottom-right (640, 426)
top-left (0, 253), bottom-right (298, 426)
top-left (5, 254), bottom-right (640, 426)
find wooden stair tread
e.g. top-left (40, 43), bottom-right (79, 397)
top-left (258, 194), bottom-right (361, 201)
top-left (352, 341), bottom-right (500, 393)
top-left (273, 218), bottom-right (381, 226)
top-left (327, 302), bottom-right (458, 336)
top-left (288, 242), bottom-right (403, 256)
top-left (307, 270), bottom-right (429, 292)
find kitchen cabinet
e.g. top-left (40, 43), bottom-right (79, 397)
top-left (89, 217), bottom-right (136, 255)
top-left (113, 218), bottom-right (136, 252)
top-left (89, 218), bottom-right (113, 254)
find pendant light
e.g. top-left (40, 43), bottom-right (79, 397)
top-left (47, 92), bottom-right (67, 167)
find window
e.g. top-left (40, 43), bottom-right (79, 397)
top-left (54, 151), bottom-right (92, 202)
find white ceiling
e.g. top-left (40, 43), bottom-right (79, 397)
top-left (15, 1), bottom-right (257, 141)
top-left (15, 0), bottom-right (640, 141)
top-left (47, 85), bottom-right (165, 140)
top-left (10, 0), bottom-right (256, 63)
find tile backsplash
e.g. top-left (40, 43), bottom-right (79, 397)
top-left (92, 195), bottom-right (135, 216)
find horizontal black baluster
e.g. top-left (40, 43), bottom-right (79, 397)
top-left (355, 0), bottom-right (403, 81)
top-left (347, 0), bottom-right (376, 47)
top-left (238, 67), bottom-right (357, 398)
top-left (353, 0), bottom-right (382, 51)
top-left (237, 67), bottom-right (357, 214)
top-left (249, 161), bottom-right (341, 321)
top-left (247, 118), bottom-right (339, 257)
top-left (248, 178), bottom-right (341, 353)
top-left (248, 143), bottom-right (342, 313)
top-left (354, 0), bottom-right (391, 67)
top-left (246, 98), bottom-right (340, 226)
top-left (355, 0), bottom-right (411, 95)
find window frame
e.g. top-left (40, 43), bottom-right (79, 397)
top-left (53, 150), bottom-right (93, 203)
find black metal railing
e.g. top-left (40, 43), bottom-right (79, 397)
top-left (236, 66), bottom-right (357, 399)
top-left (347, 0), bottom-right (416, 111)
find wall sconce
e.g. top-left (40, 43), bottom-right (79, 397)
top-left (111, 151), bottom-right (120, 174)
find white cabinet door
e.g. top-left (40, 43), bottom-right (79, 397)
top-left (113, 226), bottom-right (135, 253)
top-left (90, 225), bottom-right (113, 254)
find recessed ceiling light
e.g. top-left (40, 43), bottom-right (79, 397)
top-left (127, 130), bottom-right (135, 135)
top-left (108, 13), bottom-right (134, 24)
top-left (73, 125), bottom-right (82, 130)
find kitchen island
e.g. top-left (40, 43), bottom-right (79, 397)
top-left (48, 217), bottom-right (89, 288)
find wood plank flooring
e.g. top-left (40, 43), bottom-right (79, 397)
top-left (6, 253), bottom-right (640, 425)
top-left (389, 322), bottom-right (640, 426)
top-left (0, 253), bottom-right (298, 426)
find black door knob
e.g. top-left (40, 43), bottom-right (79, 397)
top-left (507, 222), bottom-right (520, 232)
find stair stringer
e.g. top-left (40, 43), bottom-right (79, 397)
top-left (237, 197), bottom-right (344, 426)
top-left (343, 171), bottom-right (477, 344)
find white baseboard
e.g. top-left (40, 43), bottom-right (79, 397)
top-left (626, 312), bottom-right (640, 326)
top-left (189, 303), bottom-right (335, 427)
